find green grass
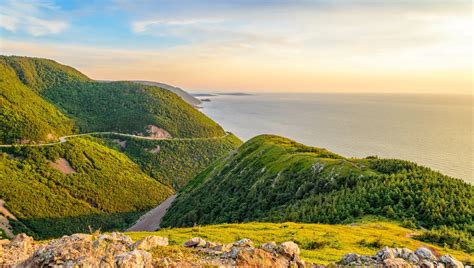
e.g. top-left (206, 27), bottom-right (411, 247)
top-left (126, 221), bottom-right (473, 265)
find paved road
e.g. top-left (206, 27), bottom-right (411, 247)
top-left (126, 194), bottom-right (177, 232)
top-left (0, 132), bottom-right (230, 148)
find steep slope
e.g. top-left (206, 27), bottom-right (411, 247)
top-left (0, 57), bottom-right (75, 143)
top-left (103, 133), bottom-right (242, 189)
top-left (134, 80), bottom-right (201, 107)
top-left (43, 81), bottom-right (223, 137)
top-left (1, 55), bottom-right (225, 142)
top-left (162, 135), bottom-right (473, 236)
top-left (0, 137), bottom-right (173, 239)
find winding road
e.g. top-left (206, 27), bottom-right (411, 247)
top-left (126, 194), bottom-right (177, 232)
top-left (0, 132), bottom-right (230, 148)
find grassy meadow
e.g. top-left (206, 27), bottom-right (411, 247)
top-left (127, 221), bottom-right (472, 265)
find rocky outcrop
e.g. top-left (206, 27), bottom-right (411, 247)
top-left (1, 233), bottom-right (467, 268)
top-left (338, 246), bottom-right (464, 268)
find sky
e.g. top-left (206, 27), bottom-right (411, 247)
top-left (0, 0), bottom-right (472, 93)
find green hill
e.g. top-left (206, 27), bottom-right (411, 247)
top-left (102, 133), bottom-right (242, 189)
top-left (0, 57), bottom-right (75, 143)
top-left (0, 55), bottom-right (225, 142)
top-left (162, 135), bottom-right (473, 251)
top-left (1, 137), bottom-right (173, 239)
top-left (0, 55), bottom-right (239, 239)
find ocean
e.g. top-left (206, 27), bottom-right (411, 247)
top-left (199, 93), bottom-right (473, 183)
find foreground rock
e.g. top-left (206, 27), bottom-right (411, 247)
top-left (338, 246), bottom-right (464, 268)
top-left (0, 233), bottom-right (466, 267)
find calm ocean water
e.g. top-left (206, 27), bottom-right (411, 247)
top-left (199, 93), bottom-right (473, 183)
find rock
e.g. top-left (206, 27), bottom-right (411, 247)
top-left (98, 232), bottom-right (133, 244)
top-left (0, 233), bottom-right (37, 266)
top-left (420, 259), bottom-right (435, 268)
top-left (205, 241), bottom-right (218, 248)
top-left (383, 258), bottom-right (412, 268)
top-left (8, 233), bottom-right (33, 252)
top-left (260, 241), bottom-right (278, 253)
top-left (0, 239), bottom-right (10, 246)
top-left (233, 238), bottom-right (254, 248)
top-left (415, 247), bottom-right (437, 261)
top-left (376, 246), bottom-right (396, 260)
top-left (407, 252), bottom-right (420, 263)
top-left (340, 253), bottom-right (360, 265)
top-left (440, 254), bottom-right (464, 268)
top-left (115, 250), bottom-right (153, 268)
top-left (236, 248), bottom-right (290, 267)
top-left (278, 241), bottom-right (301, 259)
top-left (132, 235), bottom-right (168, 250)
top-left (183, 237), bottom-right (207, 247)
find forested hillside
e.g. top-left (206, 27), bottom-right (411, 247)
top-left (0, 137), bottom-right (173, 238)
top-left (162, 135), bottom-right (474, 252)
top-left (0, 57), bottom-right (75, 143)
top-left (102, 134), bottom-right (242, 189)
top-left (0, 55), bottom-right (225, 143)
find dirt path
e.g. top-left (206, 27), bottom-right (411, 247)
top-left (0, 132), bottom-right (230, 148)
top-left (126, 194), bottom-right (177, 232)
top-left (0, 199), bottom-right (17, 238)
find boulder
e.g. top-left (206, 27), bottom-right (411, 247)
top-left (415, 247), bottom-right (437, 261)
top-left (233, 238), bottom-right (254, 248)
top-left (8, 233), bottom-right (33, 252)
top-left (383, 258), bottom-right (412, 268)
top-left (115, 249), bottom-right (153, 268)
top-left (440, 254), bottom-right (464, 268)
top-left (278, 241), bottom-right (301, 259)
top-left (236, 248), bottom-right (290, 267)
top-left (340, 253), bottom-right (360, 265)
top-left (183, 237), bottom-right (207, 247)
top-left (98, 232), bottom-right (133, 244)
top-left (420, 259), bottom-right (435, 268)
top-left (375, 246), bottom-right (396, 260)
top-left (260, 241), bottom-right (278, 253)
top-left (132, 235), bottom-right (168, 250)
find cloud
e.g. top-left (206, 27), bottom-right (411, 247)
top-left (0, 0), bottom-right (68, 36)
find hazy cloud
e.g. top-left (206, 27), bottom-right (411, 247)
top-left (0, 0), bottom-right (68, 36)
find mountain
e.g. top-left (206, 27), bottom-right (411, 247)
top-left (162, 135), bottom-right (473, 241)
top-left (134, 80), bottom-right (201, 107)
top-left (0, 56), bottom-right (224, 143)
top-left (0, 56), bottom-right (241, 238)
top-left (1, 137), bottom-right (173, 239)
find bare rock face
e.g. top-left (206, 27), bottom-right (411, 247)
top-left (132, 235), bottom-right (168, 250)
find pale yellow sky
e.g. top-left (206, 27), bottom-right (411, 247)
top-left (0, 1), bottom-right (472, 94)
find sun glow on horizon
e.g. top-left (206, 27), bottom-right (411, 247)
top-left (0, 0), bottom-right (472, 94)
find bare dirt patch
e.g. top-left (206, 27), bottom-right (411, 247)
top-left (0, 199), bottom-right (17, 238)
top-left (49, 158), bottom-right (76, 175)
top-left (113, 139), bottom-right (127, 149)
top-left (148, 145), bottom-right (161, 154)
top-left (146, 125), bottom-right (171, 139)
